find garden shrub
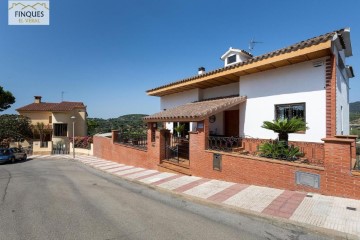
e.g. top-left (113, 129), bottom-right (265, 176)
top-left (259, 140), bottom-right (302, 161)
top-left (69, 136), bottom-right (93, 149)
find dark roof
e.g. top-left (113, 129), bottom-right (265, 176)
top-left (16, 101), bottom-right (85, 112)
top-left (144, 96), bottom-right (246, 122)
top-left (240, 49), bottom-right (253, 57)
top-left (147, 28), bottom-right (347, 94)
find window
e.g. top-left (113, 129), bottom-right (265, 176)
top-left (49, 116), bottom-right (52, 123)
top-left (227, 55), bottom-right (237, 64)
top-left (275, 103), bottom-right (305, 121)
top-left (54, 123), bottom-right (67, 137)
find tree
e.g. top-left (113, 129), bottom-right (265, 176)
top-left (261, 118), bottom-right (308, 145)
top-left (174, 124), bottom-right (185, 137)
top-left (0, 86), bottom-right (15, 111)
top-left (33, 122), bottom-right (52, 142)
top-left (87, 119), bottom-right (99, 136)
top-left (0, 114), bottom-right (33, 143)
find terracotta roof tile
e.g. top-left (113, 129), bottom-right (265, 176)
top-left (147, 28), bottom-right (346, 93)
top-left (16, 101), bottom-right (85, 112)
top-left (144, 96), bottom-right (246, 122)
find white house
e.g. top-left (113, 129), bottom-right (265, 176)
top-left (145, 28), bottom-right (354, 143)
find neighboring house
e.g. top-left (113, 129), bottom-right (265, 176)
top-left (145, 28), bottom-right (354, 143)
top-left (17, 96), bottom-right (87, 145)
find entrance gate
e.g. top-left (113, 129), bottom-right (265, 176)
top-left (52, 142), bottom-right (69, 154)
top-left (164, 132), bottom-right (189, 165)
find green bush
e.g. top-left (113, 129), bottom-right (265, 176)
top-left (259, 140), bottom-right (302, 161)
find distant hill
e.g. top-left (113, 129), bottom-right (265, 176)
top-left (350, 102), bottom-right (360, 124)
top-left (87, 114), bottom-right (148, 136)
top-left (350, 101), bottom-right (360, 113)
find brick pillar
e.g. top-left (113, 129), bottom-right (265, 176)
top-left (146, 123), bottom-right (169, 167)
top-left (325, 55), bottom-right (337, 137)
top-left (159, 129), bottom-right (169, 161)
top-left (112, 130), bottom-right (119, 143)
top-left (322, 137), bottom-right (354, 197)
top-left (189, 119), bottom-right (209, 174)
top-left (334, 135), bottom-right (358, 168)
top-left (147, 123), bottom-right (156, 148)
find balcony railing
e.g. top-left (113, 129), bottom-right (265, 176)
top-left (208, 136), bottom-right (243, 152)
top-left (115, 133), bottom-right (147, 150)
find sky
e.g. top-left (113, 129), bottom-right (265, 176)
top-left (1, 0), bottom-right (360, 118)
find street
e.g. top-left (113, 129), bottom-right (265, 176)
top-left (0, 158), bottom-right (338, 240)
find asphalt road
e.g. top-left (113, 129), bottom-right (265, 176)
top-left (0, 158), bottom-right (341, 240)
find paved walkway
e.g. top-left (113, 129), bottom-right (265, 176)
top-left (31, 154), bottom-right (360, 238)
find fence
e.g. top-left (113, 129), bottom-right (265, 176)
top-left (208, 136), bottom-right (243, 152)
top-left (115, 132), bottom-right (147, 150)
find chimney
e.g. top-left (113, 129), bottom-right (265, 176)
top-left (34, 96), bottom-right (42, 104)
top-left (198, 67), bottom-right (205, 75)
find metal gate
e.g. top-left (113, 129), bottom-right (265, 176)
top-left (165, 132), bottom-right (189, 164)
top-left (52, 143), bottom-right (69, 154)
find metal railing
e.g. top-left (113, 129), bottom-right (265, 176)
top-left (52, 144), bottom-right (69, 154)
top-left (354, 144), bottom-right (360, 170)
top-left (208, 136), bottom-right (242, 152)
top-left (115, 133), bottom-right (147, 150)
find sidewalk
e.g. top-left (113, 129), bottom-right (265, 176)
top-left (32, 154), bottom-right (360, 238)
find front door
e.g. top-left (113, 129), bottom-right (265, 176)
top-left (224, 110), bottom-right (239, 137)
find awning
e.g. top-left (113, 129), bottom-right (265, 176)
top-left (144, 96), bottom-right (246, 122)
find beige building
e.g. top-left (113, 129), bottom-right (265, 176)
top-left (17, 96), bottom-right (87, 145)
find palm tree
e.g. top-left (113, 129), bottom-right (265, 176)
top-left (261, 118), bottom-right (308, 145)
top-left (174, 124), bottom-right (185, 137)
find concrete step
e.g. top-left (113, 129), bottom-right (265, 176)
top-left (158, 162), bottom-right (192, 176)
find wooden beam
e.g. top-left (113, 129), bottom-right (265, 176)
top-left (148, 41), bottom-right (332, 96)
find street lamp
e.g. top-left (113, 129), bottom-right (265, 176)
top-left (71, 116), bottom-right (76, 158)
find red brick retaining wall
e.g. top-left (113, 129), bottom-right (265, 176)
top-left (93, 126), bottom-right (168, 170)
top-left (93, 121), bottom-right (360, 199)
top-left (93, 135), bottom-right (152, 168)
top-left (190, 120), bottom-right (360, 199)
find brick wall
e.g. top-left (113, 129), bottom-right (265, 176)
top-left (93, 135), bottom-right (153, 168)
top-left (190, 119), bottom-right (360, 199)
top-left (93, 125), bottom-right (168, 170)
top-left (93, 121), bottom-right (360, 199)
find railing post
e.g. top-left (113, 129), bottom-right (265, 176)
top-left (112, 130), bottom-right (119, 144)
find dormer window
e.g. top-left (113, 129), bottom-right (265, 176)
top-left (221, 47), bottom-right (253, 67)
top-left (227, 55), bottom-right (237, 65)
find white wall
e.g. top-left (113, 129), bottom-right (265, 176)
top-left (333, 45), bottom-right (350, 135)
top-left (165, 122), bottom-right (173, 133)
top-left (209, 112), bottom-right (224, 135)
top-left (336, 66), bottom-right (350, 135)
top-left (160, 88), bottom-right (200, 110)
top-left (201, 82), bottom-right (239, 100)
top-left (239, 59), bottom-right (327, 142)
